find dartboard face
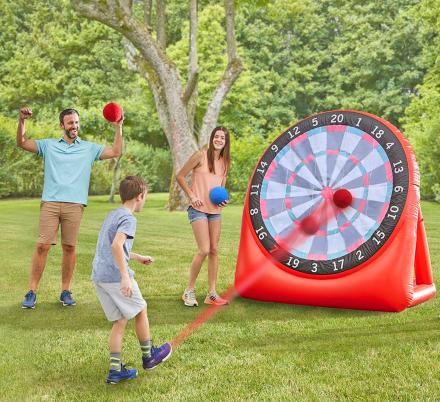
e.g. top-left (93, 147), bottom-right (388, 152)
top-left (248, 110), bottom-right (409, 275)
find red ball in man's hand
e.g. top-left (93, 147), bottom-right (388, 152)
top-left (103, 102), bottom-right (123, 122)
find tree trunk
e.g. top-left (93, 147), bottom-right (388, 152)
top-left (168, 171), bottom-right (189, 211)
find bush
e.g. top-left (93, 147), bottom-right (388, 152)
top-left (120, 142), bottom-right (173, 192)
top-left (89, 158), bottom-right (114, 195)
top-left (229, 135), bottom-right (267, 193)
top-left (87, 140), bottom-right (174, 195)
top-left (0, 116), bottom-right (45, 198)
top-left (228, 127), bottom-right (285, 202)
top-left (409, 118), bottom-right (440, 199)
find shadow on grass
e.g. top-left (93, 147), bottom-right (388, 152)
top-left (3, 295), bottom-right (380, 330)
top-left (1, 301), bottom-right (106, 330)
top-left (231, 316), bottom-right (440, 352)
top-left (4, 294), bottom-right (437, 352)
top-left (146, 295), bottom-right (384, 324)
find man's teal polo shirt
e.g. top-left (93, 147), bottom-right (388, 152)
top-left (36, 137), bottom-right (104, 205)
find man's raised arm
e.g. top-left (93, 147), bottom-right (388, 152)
top-left (100, 117), bottom-right (123, 160)
top-left (17, 107), bottom-right (38, 153)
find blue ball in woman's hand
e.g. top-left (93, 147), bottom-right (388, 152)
top-left (209, 186), bottom-right (229, 205)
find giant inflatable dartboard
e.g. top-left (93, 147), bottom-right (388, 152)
top-left (235, 110), bottom-right (436, 312)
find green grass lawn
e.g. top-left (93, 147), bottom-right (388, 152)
top-left (1, 195), bottom-right (439, 401)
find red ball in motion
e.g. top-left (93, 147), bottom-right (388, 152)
top-left (333, 188), bottom-right (353, 208)
top-left (300, 215), bottom-right (320, 235)
top-left (103, 102), bottom-right (123, 122)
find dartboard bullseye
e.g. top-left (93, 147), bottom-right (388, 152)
top-left (248, 110), bottom-right (409, 276)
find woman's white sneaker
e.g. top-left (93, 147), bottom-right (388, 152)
top-left (182, 289), bottom-right (198, 307)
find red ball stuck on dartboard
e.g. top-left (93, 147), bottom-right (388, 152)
top-left (300, 215), bottom-right (320, 235)
top-left (333, 188), bottom-right (353, 208)
top-left (103, 102), bottom-right (123, 122)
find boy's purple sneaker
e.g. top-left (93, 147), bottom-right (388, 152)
top-left (142, 342), bottom-right (172, 370)
top-left (106, 365), bottom-right (138, 384)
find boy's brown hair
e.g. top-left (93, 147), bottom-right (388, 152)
top-left (119, 176), bottom-right (147, 203)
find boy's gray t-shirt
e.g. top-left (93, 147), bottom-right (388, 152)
top-left (92, 207), bottom-right (137, 283)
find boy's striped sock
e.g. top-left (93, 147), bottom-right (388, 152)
top-left (140, 340), bottom-right (152, 358)
top-left (110, 352), bottom-right (122, 372)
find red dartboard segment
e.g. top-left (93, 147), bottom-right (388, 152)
top-left (235, 110), bottom-right (435, 311)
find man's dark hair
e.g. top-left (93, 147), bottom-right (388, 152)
top-left (119, 176), bottom-right (147, 203)
top-left (59, 108), bottom-right (79, 124)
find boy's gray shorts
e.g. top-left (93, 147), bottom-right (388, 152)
top-left (94, 279), bottom-right (147, 321)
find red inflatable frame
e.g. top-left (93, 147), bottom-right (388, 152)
top-left (234, 111), bottom-right (436, 312)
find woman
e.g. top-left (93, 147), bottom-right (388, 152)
top-left (176, 127), bottom-right (231, 307)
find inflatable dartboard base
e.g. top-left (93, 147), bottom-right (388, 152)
top-left (234, 110), bottom-right (436, 312)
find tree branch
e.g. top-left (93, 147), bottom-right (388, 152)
top-left (182, 71), bottom-right (199, 105)
top-left (224, 0), bottom-right (238, 62)
top-left (157, 0), bottom-right (167, 49)
top-left (144, 0), bottom-right (152, 31)
top-left (122, 38), bottom-right (138, 71)
top-left (183, 0), bottom-right (198, 106)
top-left (123, 0), bottom-right (133, 15)
top-left (199, 0), bottom-right (243, 146)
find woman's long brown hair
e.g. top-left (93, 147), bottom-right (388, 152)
top-left (207, 126), bottom-right (231, 176)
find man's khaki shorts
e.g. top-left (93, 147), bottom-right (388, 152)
top-left (38, 201), bottom-right (84, 246)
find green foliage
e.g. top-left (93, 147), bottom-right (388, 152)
top-left (87, 142), bottom-right (173, 196)
top-left (230, 0), bottom-right (424, 137)
top-left (0, 116), bottom-right (49, 197)
top-left (121, 141), bottom-right (173, 193)
top-left (432, 183), bottom-right (440, 203)
top-left (229, 134), bottom-right (266, 195)
top-left (88, 160), bottom-right (114, 196)
top-left (406, 114), bottom-right (440, 198)
top-left (403, 0), bottom-right (440, 198)
top-left (319, 0), bottom-right (423, 125)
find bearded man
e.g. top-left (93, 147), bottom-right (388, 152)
top-left (17, 107), bottom-right (123, 309)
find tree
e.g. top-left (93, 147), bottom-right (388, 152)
top-left (71, 0), bottom-right (243, 209)
top-left (232, 0), bottom-right (424, 132)
top-left (403, 0), bottom-right (440, 199)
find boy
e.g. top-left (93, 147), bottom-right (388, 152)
top-left (92, 176), bottom-right (172, 384)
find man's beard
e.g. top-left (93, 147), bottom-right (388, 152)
top-left (64, 128), bottom-right (78, 139)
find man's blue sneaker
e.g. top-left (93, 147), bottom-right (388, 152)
top-left (22, 290), bottom-right (36, 309)
top-left (59, 290), bottom-right (76, 306)
top-left (142, 342), bottom-right (172, 370)
top-left (106, 365), bottom-right (138, 384)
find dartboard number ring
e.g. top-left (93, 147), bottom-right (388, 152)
top-left (248, 111), bottom-right (409, 276)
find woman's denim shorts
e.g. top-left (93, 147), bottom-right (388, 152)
top-left (187, 206), bottom-right (221, 223)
